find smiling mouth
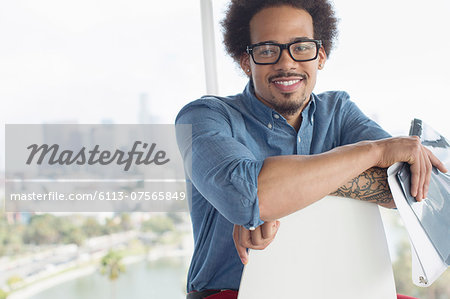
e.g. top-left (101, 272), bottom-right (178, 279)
top-left (272, 79), bottom-right (301, 86)
top-left (271, 78), bottom-right (304, 92)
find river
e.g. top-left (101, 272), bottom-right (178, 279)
top-left (28, 258), bottom-right (187, 299)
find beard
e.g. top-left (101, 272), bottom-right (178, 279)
top-left (265, 72), bottom-right (309, 116)
top-left (270, 92), bottom-right (308, 116)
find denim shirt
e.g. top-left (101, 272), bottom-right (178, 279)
top-left (175, 82), bottom-right (391, 292)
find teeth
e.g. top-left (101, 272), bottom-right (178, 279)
top-left (274, 80), bottom-right (300, 86)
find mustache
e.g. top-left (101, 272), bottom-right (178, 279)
top-left (268, 72), bottom-right (307, 82)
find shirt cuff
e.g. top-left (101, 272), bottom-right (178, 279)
top-left (229, 159), bottom-right (265, 230)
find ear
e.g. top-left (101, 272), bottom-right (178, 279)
top-left (240, 53), bottom-right (252, 76)
top-left (318, 47), bottom-right (327, 70)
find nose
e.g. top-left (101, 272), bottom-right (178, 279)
top-left (275, 48), bottom-right (297, 71)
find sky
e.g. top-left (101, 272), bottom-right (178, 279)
top-left (1, 0), bottom-right (450, 169)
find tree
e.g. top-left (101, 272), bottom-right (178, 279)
top-left (7, 275), bottom-right (24, 290)
top-left (54, 216), bottom-right (86, 246)
top-left (103, 217), bottom-right (121, 235)
top-left (0, 213), bottom-right (7, 254)
top-left (0, 288), bottom-right (8, 299)
top-left (0, 213), bottom-right (25, 255)
top-left (99, 250), bottom-right (126, 299)
top-left (141, 216), bottom-right (174, 235)
top-left (82, 217), bottom-right (103, 237)
top-left (167, 212), bottom-right (184, 225)
top-left (24, 214), bottom-right (59, 245)
top-left (119, 213), bottom-right (132, 231)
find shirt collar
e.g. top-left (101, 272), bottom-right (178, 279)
top-left (243, 80), bottom-right (316, 126)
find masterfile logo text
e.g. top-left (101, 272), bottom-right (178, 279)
top-left (26, 141), bottom-right (170, 171)
top-left (5, 124), bottom-right (191, 213)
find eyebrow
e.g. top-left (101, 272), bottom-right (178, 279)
top-left (255, 37), bottom-right (312, 44)
top-left (291, 36), bottom-right (312, 42)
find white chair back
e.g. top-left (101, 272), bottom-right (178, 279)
top-left (238, 196), bottom-right (397, 299)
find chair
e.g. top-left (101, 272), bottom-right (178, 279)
top-left (238, 196), bottom-right (397, 299)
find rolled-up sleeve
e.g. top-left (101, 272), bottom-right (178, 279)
top-left (175, 99), bottom-right (264, 229)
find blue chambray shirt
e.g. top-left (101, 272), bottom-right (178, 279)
top-left (175, 82), bottom-right (391, 293)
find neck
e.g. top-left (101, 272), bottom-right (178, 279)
top-left (285, 112), bottom-right (302, 131)
top-left (282, 97), bottom-right (310, 132)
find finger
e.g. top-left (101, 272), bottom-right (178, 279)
top-left (258, 221), bottom-right (280, 250)
top-left (261, 220), bottom-right (277, 239)
top-left (409, 158), bottom-right (420, 198)
top-left (248, 221), bottom-right (281, 250)
top-left (426, 148), bottom-right (448, 173)
top-left (239, 225), bottom-right (253, 248)
top-left (249, 226), bottom-right (264, 247)
top-left (416, 149), bottom-right (427, 201)
top-left (232, 225), bottom-right (248, 264)
top-left (422, 149), bottom-right (432, 199)
top-left (272, 220), bottom-right (280, 239)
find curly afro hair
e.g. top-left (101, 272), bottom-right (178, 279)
top-left (221, 0), bottom-right (338, 63)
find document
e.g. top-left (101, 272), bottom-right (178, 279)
top-left (387, 119), bottom-right (450, 287)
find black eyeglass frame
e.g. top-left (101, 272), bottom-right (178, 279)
top-left (246, 39), bottom-right (323, 65)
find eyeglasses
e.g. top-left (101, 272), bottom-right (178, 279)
top-left (246, 39), bottom-right (322, 65)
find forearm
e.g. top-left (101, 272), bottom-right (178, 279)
top-left (331, 167), bottom-right (395, 209)
top-left (257, 141), bottom-right (380, 221)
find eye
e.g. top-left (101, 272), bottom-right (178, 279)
top-left (292, 42), bottom-right (315, 54)
top-left (260, 49), bottom-right (275, 56)
top-left (294, 45), bottom-right (307, 52)
top-left (254, 45), bottom-right (278, 57)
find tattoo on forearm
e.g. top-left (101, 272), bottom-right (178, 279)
top-left (331, 167), bottom-right (394, 206)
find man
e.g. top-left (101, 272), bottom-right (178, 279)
top-left (175, 0), bottom-right (447, 298)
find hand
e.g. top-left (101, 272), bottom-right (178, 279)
top-left (374, 137), bottom-right (448, 201)
top-left (232, 220), bottom-right (280, 265)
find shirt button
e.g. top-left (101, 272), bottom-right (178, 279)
top-left (298, 136), bottom-right (301, 143)
top-left (249, 226), bottom-right (256, 231)
top-left (267, 123), bottom-right (273, 129)
top-left (273, 114), bottom-right (280, 119)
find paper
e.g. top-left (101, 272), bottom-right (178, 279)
top-left (387, 119), bottom-right (450, 287)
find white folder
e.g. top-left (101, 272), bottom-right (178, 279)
top-left (388, 162), bottom-right (448, 287)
